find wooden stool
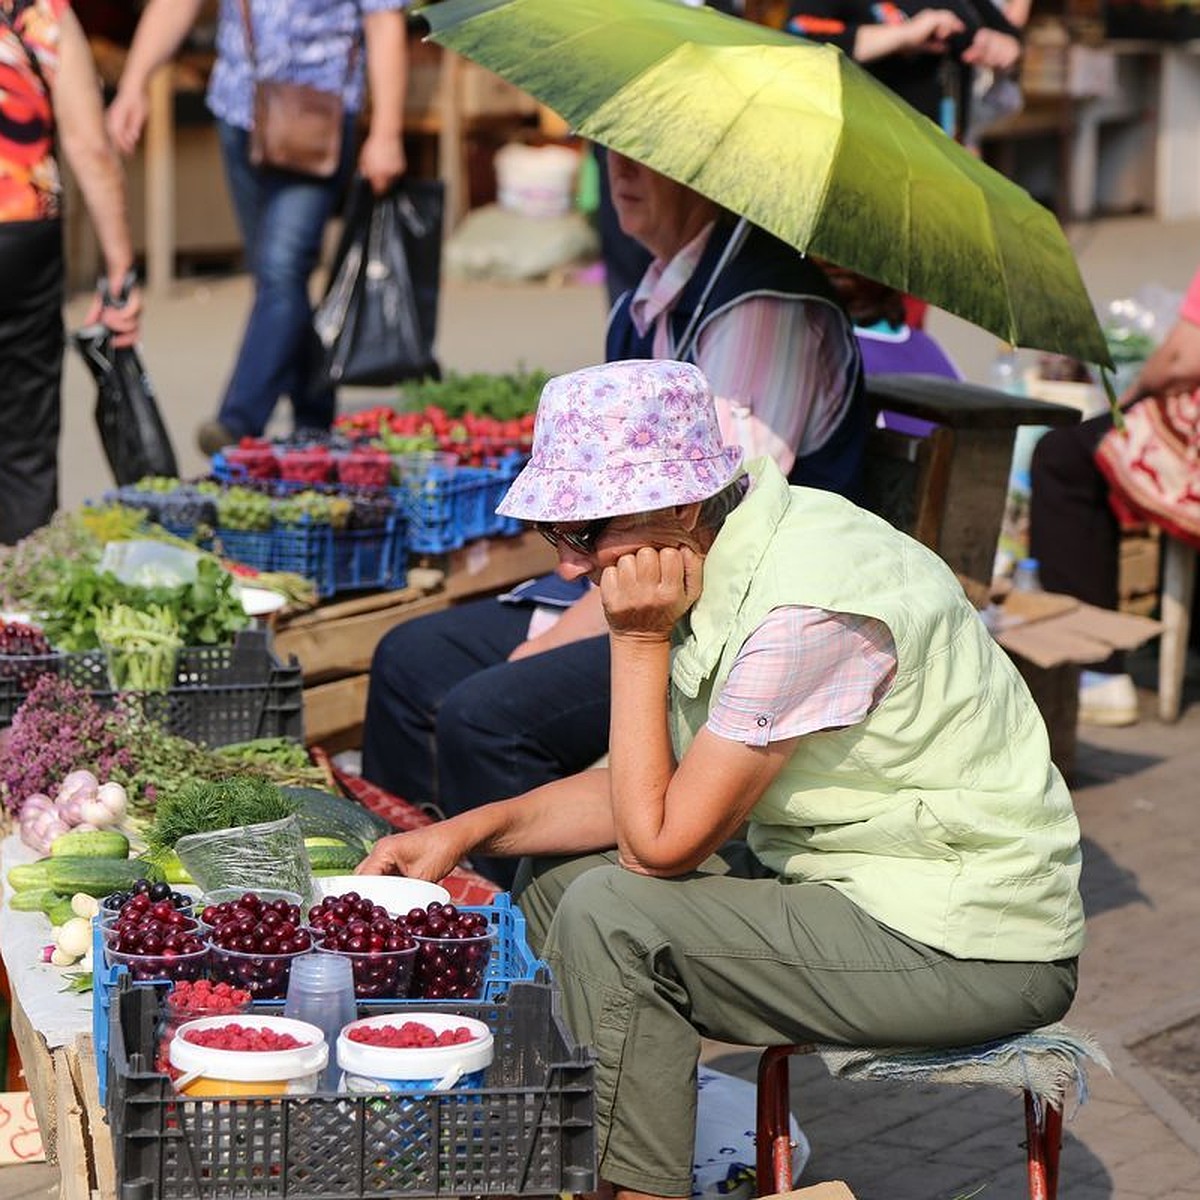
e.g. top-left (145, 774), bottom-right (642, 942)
top-left (1158, 536), bottom-right (1196, 722)
top-left (754, 1026), bottom-right (1108, 1200)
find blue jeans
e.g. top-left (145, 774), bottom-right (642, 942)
top-left (215, 118), bottom-right (356, 438)
top-left (361, 597), bottom-right (612, 888)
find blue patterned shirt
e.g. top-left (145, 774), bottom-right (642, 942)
top-left (207, 0), bottom-right (409, 131)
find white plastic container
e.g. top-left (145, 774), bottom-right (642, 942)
top-left (495, 143), bottom-right (581, 219)
top-left (168, 1014), bottom-right (328, 1097)
top-left (337, 1012), bottom-right (494, 1094)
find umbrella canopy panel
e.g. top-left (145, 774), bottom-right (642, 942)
top-left (422, 0), bottom-right (1110, 367)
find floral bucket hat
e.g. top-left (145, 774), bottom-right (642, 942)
top-left (495, 359), bottom-right (744, 523)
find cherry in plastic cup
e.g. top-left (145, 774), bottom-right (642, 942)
top-left (208, 943), bottom-right (313, 1001)
top-left (105, 944), bottom-right (209, 984)
top-left (409, 933), bottom-right (495, 1000)
top-left (323, 946), bottom-right (418, 1000)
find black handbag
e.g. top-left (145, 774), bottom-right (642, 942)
top-left (315, 176), bottom-right (444, 386)
top-left (73, 324), bottom-right (179, 486)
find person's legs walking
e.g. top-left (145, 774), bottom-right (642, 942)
top-left (208, 119), bottom-right (352, 443)
top-left (0, 220), bottom-right (64, 544)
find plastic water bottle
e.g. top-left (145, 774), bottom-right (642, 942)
top-left (990, 342), bottom-right (1023, 395)
top-left (1011, 557), bottom-right (1043, 593)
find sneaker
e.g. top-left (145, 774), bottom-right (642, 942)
top-left (196, 420), bottom-right (237, 457)
top-left (1078, 671), bottom-right (1139, 727)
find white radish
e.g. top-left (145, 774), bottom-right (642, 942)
top-left (49, 948), bottom-right (77, 967)
top-left (56, 918), bottom-right (92, 959)
top-left (71, 893), bottom-right (101, 919)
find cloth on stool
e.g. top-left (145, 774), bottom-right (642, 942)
top-left (815, 1023), bottom-right (1110, 1114)
top-left (1096, 387), bottom-right (1200, 551)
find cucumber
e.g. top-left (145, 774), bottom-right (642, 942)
top-left (8, 887), bottom-right (66, 913)
top-left (7, 859), bottom-right (55, 892)
top-left (46, 856), bottom-right (163, 898)
top-left (49, 830), bottom-right (130, 860)
top-left (305, 839), bottom-right (366, 874)
top-left (285, 786), bottom-right (393, 853)
top-left (154, 850), bottom-right (193, 885)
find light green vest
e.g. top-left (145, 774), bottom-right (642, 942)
top-left (669, 459), bottom-right (1084, 962)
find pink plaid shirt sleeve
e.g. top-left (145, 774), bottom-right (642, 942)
top-left (707, 607), bottom-right (898, 746)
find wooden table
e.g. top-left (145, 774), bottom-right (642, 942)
top-left (0, 837), bottom-right (114, 1200)
top-left (274, 531), bottom-right (558, 751)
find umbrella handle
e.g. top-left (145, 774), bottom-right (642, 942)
top-left (674, 217), bottom-right (752, 361)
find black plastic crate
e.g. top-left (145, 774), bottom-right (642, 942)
top-left (0, 629), bottom-right (303, 746)
top-left (107, 975), bottom-right (596, 1199)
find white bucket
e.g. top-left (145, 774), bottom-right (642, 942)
top-left (169, 1014), bottom-right (328, 1097)
top-left (337, 1012), bottom-right (494, 1094)
top-left (495, 143), bottom-right (581, 219)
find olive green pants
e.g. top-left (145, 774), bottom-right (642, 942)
top-left (513, 846), bottom-right (1077, 1197)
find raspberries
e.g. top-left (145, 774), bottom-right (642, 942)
top-left (167, 979), bottom-right (251, 1014)
top-left (346, 1021), bottom-right (478, 1049)
top-left (183, 1023), bottom-right (305, 1052)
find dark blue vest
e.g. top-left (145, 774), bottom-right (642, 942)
top-left (605, 220), bottom-right (867, 500)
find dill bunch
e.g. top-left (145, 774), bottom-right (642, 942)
top-left (146, 777), bottom-right (297, 853)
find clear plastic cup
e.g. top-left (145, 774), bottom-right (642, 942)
top-left (283, 952), bottom-right (359, 1090)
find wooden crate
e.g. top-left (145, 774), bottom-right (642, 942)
top-left (1119, 526), bottom-right (1161, 617)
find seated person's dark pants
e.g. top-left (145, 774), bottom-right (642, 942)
top-left (362, 597), bottom-right (612, 887)
top-left (1029, 412), bottom-right (1124, 674)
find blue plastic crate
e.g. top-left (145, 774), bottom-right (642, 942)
top-left (331, 516), bottom-right (407, 592)
top-left (213, 527), bottom-right (274, 573)
top-left (93, 893), bottom-right (542, 1106)
top-left (215, 524), bottom-right (337, 596)
top-left (453, 466), bottom-right (494, 542)
top-left (485, 453), bottom-right (527, 537)
top-left (391, 472), bottom-right (465, 555)
top-left (271, 521), bottom-right (335, 593)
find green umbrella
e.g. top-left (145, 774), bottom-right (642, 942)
top-left (420, 0), bottom-right (1111, 367)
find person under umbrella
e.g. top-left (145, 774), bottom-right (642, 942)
top-left (361, 159), bottom-right (866, 885)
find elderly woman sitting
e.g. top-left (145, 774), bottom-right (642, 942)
top-left (360, 359), bottom-right (1084, 1200)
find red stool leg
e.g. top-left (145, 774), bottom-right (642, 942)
top-left (1024, 1090), bottom-right (1064, 1200)
top-left (756, 1046), bottom-right (803, 1196)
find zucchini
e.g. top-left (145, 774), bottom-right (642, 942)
top-left (8, 887), bottom-right (66, 913)
top-left (49, 830), bottom-right (130, 860)
top-left (304, 839), bottom-right (366, 875)
top-left (285, 786), bottom-right (393, 852)
top-left (46, 856), bottom-right (163, 898)
top-left (7, 859), bottom-right (55, 892)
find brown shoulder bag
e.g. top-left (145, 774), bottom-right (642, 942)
top-left (238, 0), bottom-right (356, 178)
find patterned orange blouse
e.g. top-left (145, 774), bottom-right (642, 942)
top-left (1, 0), bottom-right (67, 222)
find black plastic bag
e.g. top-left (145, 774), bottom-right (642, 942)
top-left (73, 324), bottom-right (179, 486)
top-left (314, 176), bottom-right (444, 386)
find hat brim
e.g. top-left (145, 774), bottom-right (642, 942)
top-left (495, 446), bottom-right (745, 523)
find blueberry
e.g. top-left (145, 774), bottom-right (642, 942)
top-left (149, 881), bottom-right (171, 902)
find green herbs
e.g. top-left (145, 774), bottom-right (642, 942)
top-left (40, 556), bottom-right (247, 651)
top-left (145, 777), bottom-right (299, 853)
top-left (399, 368), bottom-right (549, 421)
